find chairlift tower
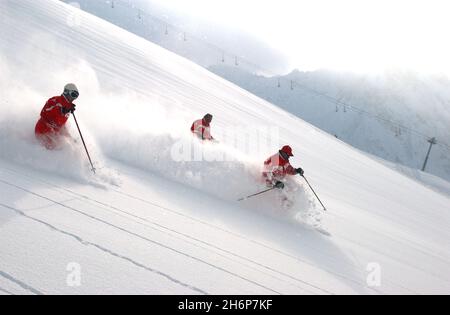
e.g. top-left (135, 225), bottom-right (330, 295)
top-left (422, 137), bottom-right (437, 172)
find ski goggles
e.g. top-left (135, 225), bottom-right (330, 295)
top-left (69, 90), bottom-right (79, 98)
top-left (65, 90), bottom-right (79, 99)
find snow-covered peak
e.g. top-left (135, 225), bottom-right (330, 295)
top-left (210, 64), bottom-right (450, 182)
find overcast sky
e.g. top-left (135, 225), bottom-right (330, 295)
top-left (143, 0), bottom-right (450, 75)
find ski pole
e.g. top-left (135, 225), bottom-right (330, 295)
top-left (72, 112), bottom-right (96, 174)
top-left (301, 175), bottom-right (326, 211)
top-left (238, 187), bottom-right (276, 202)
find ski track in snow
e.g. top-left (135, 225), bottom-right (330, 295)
top-left (106, 192), bottom-right (418, 294)
top-left (105, 175), bottom-right (431, 294)
top-left (0, 165), bottom-right (404, 295)
top-left (0, 201), bottom-right (208, 295)
top-left (0, 176), bottom-right (305, 295)
top-left (4, 160), bottom-right (382, 294)
top-left (2, 165), bottom-right (441, 294)
top-left (0, 270), bottom-right (43, 295)
top-left (0, 166), bottom-right (334, 294)
top-left (0, 286), bottom-right (14, 295)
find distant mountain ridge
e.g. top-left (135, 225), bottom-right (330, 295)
top-left (210, 65), bottom-right (450, 182)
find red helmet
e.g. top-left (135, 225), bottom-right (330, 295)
top-left (281, 145), bottom-right (294, 157)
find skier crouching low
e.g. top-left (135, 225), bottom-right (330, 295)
top-left (262, 145), bottom-right (305, 208)
top-left (191, 113), bottom-right (214, 141)
top-left (262, 145), bottom-right (304, 189)
top-left (35, 83), bottom-right (78, 149)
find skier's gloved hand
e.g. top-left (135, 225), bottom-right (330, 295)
top-left (61, 106), bottom-right (70, 114)
top-left (296, 167), bottom-right (304, 176)
top-left (61, 104), bottom-right (76, 114)
top-left (274, 181), bottom-right (285, 189)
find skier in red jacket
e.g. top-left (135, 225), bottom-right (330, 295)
top-left (35, 83), bottom-right (78, 149)
top-left (262, 145), bottom-right (304, 189)
top-left (191, 113), bottom-right (214, 140)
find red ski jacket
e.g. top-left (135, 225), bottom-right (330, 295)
top-left (262, 152), bottom-right (297, 182)
top-left (35, 95), bottom-right (74, 133)
top-left (191, 118), bottom-right (213, 140)
top-left (35, 95), bottom-right (74, 149)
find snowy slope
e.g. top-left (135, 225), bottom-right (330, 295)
top-left (61, 0), bottom-right (450, 184)
top-left (59, 0), bottom-right (290, 73)
top-left (210, 65), bottom-right (450, 183)
top-left (1, 0), bottom-right (450, 295)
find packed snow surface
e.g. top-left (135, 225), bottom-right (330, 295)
top-left (0, 0), bottom-right (449, 294)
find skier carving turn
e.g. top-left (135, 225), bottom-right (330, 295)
top-left (35, 83), bottom-right (78, 150)
top-left (191, 113), bottom-right (214, 141)
top-left (262, 145), bottom-right (304, 208)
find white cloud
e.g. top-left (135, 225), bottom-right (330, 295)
top-left (150, 0), bottom-right (450, 74)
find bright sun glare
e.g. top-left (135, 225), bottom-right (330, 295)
top-left (157, 0), bottom-right (450, 74)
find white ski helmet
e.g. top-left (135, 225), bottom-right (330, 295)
top-left (63, 83), bottom-right (79, 98)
